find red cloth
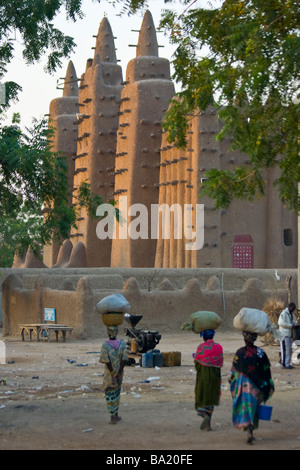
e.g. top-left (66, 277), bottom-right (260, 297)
top-left (195, 339), bottom-right (224, 368)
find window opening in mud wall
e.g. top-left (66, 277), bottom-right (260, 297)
top-left (283, 229), bottom-right (293, 246)
top-left (232, 234), bottom-right (254, 268)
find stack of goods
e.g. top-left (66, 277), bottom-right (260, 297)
top-left (181, 311), bottom-right (222, 334)
top-left (96, 293), bottom-right (130, 326)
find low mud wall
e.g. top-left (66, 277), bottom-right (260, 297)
top-left (1, 267), bottom-right (297, 339)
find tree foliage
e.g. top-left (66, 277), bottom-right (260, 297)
top-left (156, 0), bottom-right (300, 212)
top-left (0, 0), bottom-right (86, 77)
top-left (0, 116), bottom-right (104, 266)
top-left (159, 0), bottom-right (300, 213)
top-left (0, 0), bottom-right (105, 266)
top-left (121, 0), bottom-right (299, 213)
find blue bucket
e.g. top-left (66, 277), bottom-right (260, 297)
top-left (258, 405), bottom-right (273, 421)
top-left (142, 352), bottom-right (154, 368)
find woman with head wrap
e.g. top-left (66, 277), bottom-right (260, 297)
top-left (229, 331), bottom-right (275, 444)
top-left (100, 325), bottom-right (128, 424)
top-left (194, 329), bottom-right (224, 431)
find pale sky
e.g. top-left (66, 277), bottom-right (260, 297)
top-left (3, 0), bottom-right (188, 130)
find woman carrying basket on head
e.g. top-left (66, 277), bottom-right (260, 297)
top-left (100, 325), bottom-right (128, 424)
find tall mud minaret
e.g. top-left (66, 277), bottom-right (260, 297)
top-left (43, 60), bottom-right (79, 267)
top-left (154, 105), bottom-right (196, 268)
top-left (70, 17), bottom-right (123, 267)
top-left (111, 10), bottom-right (175, 267)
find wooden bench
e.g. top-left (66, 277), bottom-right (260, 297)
top-left (20, 324), bottom-right (73, 342)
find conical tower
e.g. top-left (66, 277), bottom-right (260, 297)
top-left (111, 10), bottom-right (175, 267)
top-left (70, 17), bottom-right (123, 267)
top-left (43, 60), bottom-right (79, 267)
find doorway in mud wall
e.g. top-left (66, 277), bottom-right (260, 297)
top-left (232, 234), bottom-right (254, 268)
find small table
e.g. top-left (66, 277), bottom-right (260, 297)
top-left (20, 324), bottom-right (73, 342)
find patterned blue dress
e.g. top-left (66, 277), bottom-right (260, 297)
top-left (230, 344), bottom-right (274, 430)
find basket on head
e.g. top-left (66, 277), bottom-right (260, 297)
top-left (102, 312), bottom-right (125, 326)
top-left (95, 293), bottom-right (130, 327)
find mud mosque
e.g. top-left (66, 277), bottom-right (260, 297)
top-left (14, 10), bottom-right (297, 271)
top-left (3, 11), bottom-right (298, 340)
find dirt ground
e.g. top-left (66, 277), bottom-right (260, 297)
top-left (0, 328), bottom-right (299, 452)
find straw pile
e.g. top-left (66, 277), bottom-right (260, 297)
top-left (262, 298), bottom-right (284, 343)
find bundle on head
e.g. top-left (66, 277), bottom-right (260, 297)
top-left (181, 311), bottom-right (221, 334)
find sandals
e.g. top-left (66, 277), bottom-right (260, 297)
top-left (200, 415), bottom-right (211, 431)
top-left (109, 414), bottom-right (122, 424)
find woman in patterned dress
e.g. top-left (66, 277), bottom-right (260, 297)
top-left (100, 326), bottom-right (128, 424)
top-left (194, 329), bottom-right (224, 431)
top-left (229, 331), bottom-right (275, 444)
